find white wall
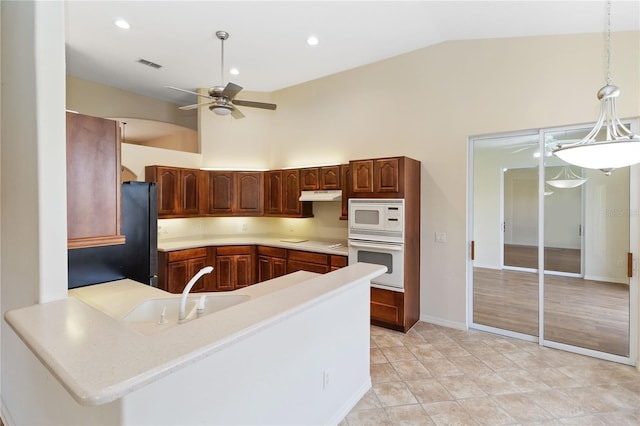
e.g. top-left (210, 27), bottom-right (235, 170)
top-left (0, 0), bottom-right (68, 422)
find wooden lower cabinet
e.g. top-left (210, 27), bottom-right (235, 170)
top-left (215, 246), bottom-right (256, 291)
top-left (257, 246), bottom-right (287, 282)
top-left (370, 287), bottom-right (419, 333)
top-left (158, 248), bottom-right (215, 293)
top-left (159, 245), bottom-right (348, 294)
top-left (287, 250), bottom-right (330, 274)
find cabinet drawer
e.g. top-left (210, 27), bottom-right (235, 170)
top-left (167, 248), bottom-right (207, 262)
top-left (217, 245), bottom-right (253, 255)
top-left (370, 287), bottom-right (404, 325)
top-left (288, 249), bottom-right (328, 265)
top-left (330, 255), bottom-right (347, 268)
top-left (287, 260), bottom-right (330, 274)
top-left (257, 246), bottom-right (286, 258)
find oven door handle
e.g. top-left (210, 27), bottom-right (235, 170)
top-left (349, 241), bottom-right (404, 251)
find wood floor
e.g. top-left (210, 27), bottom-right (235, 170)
top-left (504, 244), bottom-right (581, 274)
top-left (473, 267), bottom-right (629, 357)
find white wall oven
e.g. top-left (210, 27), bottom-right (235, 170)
top-left (348, 199), bottom-right (405, 291)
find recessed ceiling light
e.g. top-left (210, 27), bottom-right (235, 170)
top-left (306, 36), bottom-right (319, 46)
top-left (114, 19), bottom-right (130, 30)
top-left (229, 68), bottom-right (239, 76)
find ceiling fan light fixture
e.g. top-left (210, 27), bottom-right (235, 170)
top-left (210, 104), bottom-right (233, 116)
top-left (552, 0), bottom-right (640, 174)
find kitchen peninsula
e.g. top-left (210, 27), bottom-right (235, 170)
top-left (5, 263), bottom-right (385, 425)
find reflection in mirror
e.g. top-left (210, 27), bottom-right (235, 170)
top-left (543, 127), bottom-right (630, 357)
top-left (111, 117), bottom-right (198, 153)
top-left (472, 133), bottom-right (540, 337)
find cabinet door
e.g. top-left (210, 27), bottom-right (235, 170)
top-left (234, 254), bottom-right (253, 288)
top-left (370, 287), bottom-right (404, 327)
top-left (258, 255), bottom-right (287, 282)
top-left (273, 258), bottom-right (287, 278)
top-left (374, 158), bottom-right (400, 193)
top-left (282, 169), bottom-right (301, 216)
top-left (156, 167), bottom-right (181, 216)
top-left (207, 171), bottom-right (235, 214)
top-left (67, 112), bottom-right (124, 248)
top-left (215, 255), bottom-right (236, 291)
top-left (300, 168), bottom-right (319, 190)
top-left (351, 160), bottom-right (374, 193)
top-left (181, 169), bottom-right (202, 215)
top-left (166, 257), bottom-right (208, 293)
top-left (236, 172), bottom-right (263, 214)
top-left (264, 170), bottom-right (283, 215)
top-left (258, 255), bottom-right (273, 282)
top-left (320, 166), bottom-right (341, 190)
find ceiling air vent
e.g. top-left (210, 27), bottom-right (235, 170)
top-left (137, 58), bottom-right (162, 69)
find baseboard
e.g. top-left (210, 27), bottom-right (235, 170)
top-left (419, 314), bottom-right (467, 331)
top-left (328, 377), bottom-right (371, 425)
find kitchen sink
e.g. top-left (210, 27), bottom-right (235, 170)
top-left (122, 294), bottom-right (250, 335)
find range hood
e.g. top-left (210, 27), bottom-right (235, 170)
top-left (299, 190), bottom-right (342, 202)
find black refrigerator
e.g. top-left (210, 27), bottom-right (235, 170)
top-left (68, 181), bottom-right (158, 289)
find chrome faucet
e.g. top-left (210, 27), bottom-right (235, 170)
top-left (178, 266), bottom-right (214, 322)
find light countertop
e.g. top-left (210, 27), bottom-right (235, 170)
top-left (5, 263), bottom-right (385, 406)
top-left (157, 235), bottom-right (349, 256)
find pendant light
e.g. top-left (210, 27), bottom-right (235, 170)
top-left (546, 166), bottom-right (587, 189)
top-left (552, 0), bottom-right (640, 176)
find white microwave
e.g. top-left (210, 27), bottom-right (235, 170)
top-left (348, 199), bottom-right (404, 242)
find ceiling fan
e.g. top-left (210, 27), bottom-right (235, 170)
top-left (167, 31), bottom-right (277, 119)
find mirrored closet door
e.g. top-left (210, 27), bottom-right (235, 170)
top-left (470, 124), bottom-right (636, 364)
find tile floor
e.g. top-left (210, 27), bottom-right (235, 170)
top-left (342, 322), bottom-right (640, 425)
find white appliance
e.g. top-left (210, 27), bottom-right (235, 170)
top-left (348, 199), bottom-right (405, 291)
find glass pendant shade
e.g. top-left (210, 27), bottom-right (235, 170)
top-left (546, 166), bottom-right (587, 189)
top-left (553, 85), bottom-right (640, 174)
top-left (552, 1), bottom-right (640, 174)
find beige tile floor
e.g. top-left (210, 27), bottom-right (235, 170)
top-left (342, 322), bottom-right (640, 425)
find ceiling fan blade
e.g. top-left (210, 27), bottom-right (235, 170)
top-left (178, 102), bottom-right (213, 111)
top-left (166, 86), bottom-right (213, 100)
top-left (230, 106), bottom-right (245, 119)
top-left (232, 99), bottom-right (277, 110)
top-left (221, 82), bottom-right (243, 99)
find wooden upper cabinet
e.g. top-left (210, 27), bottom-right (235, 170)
top-left (207, 171), bottom-right (234, 214)
top-left (350, 156), bottom-right (415, 198)
top-left (146, 166), bottom-right (204, 218)
top-left (236, 172), bottom-right (263, 215)
top-left (300, 168), bottom-right (319, 191)
top-left (155, 167), bottom-right (180, 216)
top-left (282, 169), bottom-right (302, 216)
top-left (351, 159), bottom-right (375, 193)
top-left (264, 170), bottom-right (283, 215)
top-left (66, 112), bottom-right (125, 249)
top-left (301, 166), bottom-right (341, 191)
top-left (320, 166), bottom-right (341, 190)
top-left (181, 169), bottom-right (202, 214)
top-left (374, 158), bottom-right (400, 193)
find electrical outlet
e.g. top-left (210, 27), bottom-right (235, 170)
top-left (242, 223), bottom-right (248, 231)
top-left (435, 232), bottom-right (447, 243)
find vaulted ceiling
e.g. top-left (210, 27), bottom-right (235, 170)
top-left (65, 1), bottom-right (640, 106)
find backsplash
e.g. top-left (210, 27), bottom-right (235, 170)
top-left (157, 201), bottom-right (347, 242)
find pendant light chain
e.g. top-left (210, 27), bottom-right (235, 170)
top-left (606, 0), bottom-right (612, 85)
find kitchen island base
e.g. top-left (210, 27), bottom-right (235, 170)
top-left (4, 264), bottom-right (384, 425)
